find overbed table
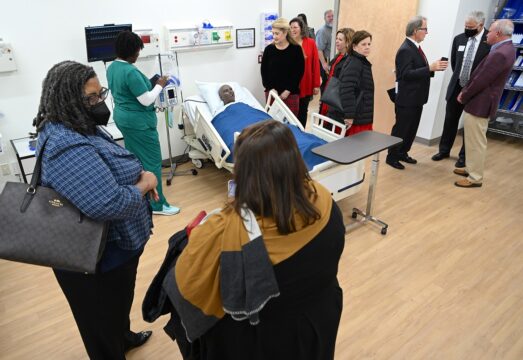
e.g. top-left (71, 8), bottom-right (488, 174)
top-left (312, 131), bottom-right (402, 235)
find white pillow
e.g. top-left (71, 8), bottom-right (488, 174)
top-left (195, 81), bottom-right (256, 115)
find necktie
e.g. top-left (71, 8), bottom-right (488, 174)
top-left (459, 37), bottom-right (476, 87)
top-left (418, 46), bottom-right (428, 64)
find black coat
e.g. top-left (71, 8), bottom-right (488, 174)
top-left (395, 39), bottom-right (434, 107)
top-left (328, 51), bottom-right (374, 125)
top-left (142, 228), bottom-right (199, 359)
top-left (445, 30), bottom-right (490, 100)
top-left (330, 53), bottom-right (348, 79)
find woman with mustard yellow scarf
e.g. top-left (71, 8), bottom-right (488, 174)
top-left (172, 120), bottom-right (345, 359)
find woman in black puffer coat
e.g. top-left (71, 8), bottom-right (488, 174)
top-left (327, 30), bottom-right (374, 136)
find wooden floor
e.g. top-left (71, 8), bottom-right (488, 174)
top-left (1, 133), bottom-right (522, 359)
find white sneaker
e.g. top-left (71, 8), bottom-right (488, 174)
top-left (153, 204), bottom-right (181, 216)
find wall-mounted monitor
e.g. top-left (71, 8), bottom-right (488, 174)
top-left (85, 24), bottom-right (132, 63)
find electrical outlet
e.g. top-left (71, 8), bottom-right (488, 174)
top-left (1, 163), bottom-right (11, 176)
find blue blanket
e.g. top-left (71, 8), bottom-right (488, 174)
top-left (211, 102), bottom-right (327, 170)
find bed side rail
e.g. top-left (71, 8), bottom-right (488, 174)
top-left (193, 107), bottom-right (231, 169)
top-left (264, 90), bottom-right (304, 131)
top-left (310, 113), bottom-right (347, 142)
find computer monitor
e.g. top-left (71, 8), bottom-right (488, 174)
top-left (85, 24), bottom-right (132, 63)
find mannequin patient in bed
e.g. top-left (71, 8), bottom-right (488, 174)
top-left (214, 84), bottom-right (327, 170)
top-left (212, 85), bottom-right (271, 160)
top-left (218, 84), bottom-right (236, 105)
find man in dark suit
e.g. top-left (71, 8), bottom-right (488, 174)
top-left (432, 11), bottom-right (490, 168)
top-left (387, 16), bottom-right (448, 170)
top-left (454, 19), bottom-right (515, 188)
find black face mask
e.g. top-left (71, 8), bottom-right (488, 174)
top-left (89, 101), bottom-right (111, 126)
top-left (464, 28), bottom-right (478, 37)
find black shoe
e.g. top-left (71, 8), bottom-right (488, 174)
top-left (400, 156), bottom-right (417, 164)
top-left (431, 152), bottom-right (450, 161)
top-left (455, 159), bottom-right (466, 168)
top-left (453, 168), bottom-right (469, 177)
top-left (386, 159), bottom-right (405, 170)
top-left (124, 331), bottom-right (152, 353)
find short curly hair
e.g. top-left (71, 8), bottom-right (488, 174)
top-left (34, 61), bottom-right (98, 135)
top-left (114, 30), bottom-right (144, 60)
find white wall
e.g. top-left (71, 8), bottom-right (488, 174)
top-left (417, 0), bottom-right (496, 142)
top-left (0, 0), bottom-right (278, 185)
top-left (281, 0), bottom-right (334, 34)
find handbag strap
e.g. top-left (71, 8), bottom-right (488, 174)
top-left (20, 136), bottom-right (49, 213)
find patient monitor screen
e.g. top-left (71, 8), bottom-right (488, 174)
top-left (85, 24), bottom-right (132, 63)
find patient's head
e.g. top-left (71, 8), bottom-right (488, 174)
top-left (232, 120), bottom-right (320, 235)
top-left (218, 84), bottom-right (235, 105)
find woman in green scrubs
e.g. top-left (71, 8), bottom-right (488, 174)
top-left (107, 31), bottom-right (180, 215)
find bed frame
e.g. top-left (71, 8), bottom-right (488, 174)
top-left (181, 90), bottom-right (365, 201)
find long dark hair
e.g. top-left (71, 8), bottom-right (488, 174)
top-left (232, 120), bottom-right (320, 234)
top-left (297, 13), bottom-right (312, 38)
top-left (297, 13), bottom-right (308, 25)
top-left (33, 61), bottom-right (98, 135)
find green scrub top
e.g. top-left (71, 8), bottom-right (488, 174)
top-left (107, 60), bottom-right (157, 130)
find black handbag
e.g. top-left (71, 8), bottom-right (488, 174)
top-left (321, 57), bottom-right (365, 114)
top-left (320, 76), bottom-right (343, 112)
top-left (0, 138), bottom-right (107, 273)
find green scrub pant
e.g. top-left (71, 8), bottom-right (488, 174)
top-left (117, 125), bottom-right (169, 211)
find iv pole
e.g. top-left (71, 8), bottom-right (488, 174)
top-left (154, 53), bottom-right (196, 186)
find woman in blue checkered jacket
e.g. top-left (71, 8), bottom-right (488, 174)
top-left (33, 61), bottom-right (157, 359)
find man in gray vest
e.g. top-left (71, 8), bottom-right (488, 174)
top-left (316, 9), bottom-right (334, 93)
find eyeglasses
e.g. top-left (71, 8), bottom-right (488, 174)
top-left (418, 27), bottom-right (428, 32)
top-left (83, 87), bottom-right (109, 106)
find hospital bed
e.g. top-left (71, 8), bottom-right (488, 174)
top-left (180, 89), bottom-right (365, 201)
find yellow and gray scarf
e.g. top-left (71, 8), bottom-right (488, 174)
top-left (164, 181), bottom-right (333, 342)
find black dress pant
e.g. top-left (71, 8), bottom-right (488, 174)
top-left (54, 255), bottom-right (140, 360)
top-left (388, 105), bottom-right (423, 161)
top-left (298, 96), bottom-right (312, 128)
top-left (438, 86), bottom-right (466, 161)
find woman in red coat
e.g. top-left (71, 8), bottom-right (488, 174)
top-left (290, 17), bottom-right (321, 128)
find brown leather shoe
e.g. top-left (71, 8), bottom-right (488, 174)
top-left (453, 168), bottom-right (469, 177)
top-left (455, 179), bottom-right (482, 188)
